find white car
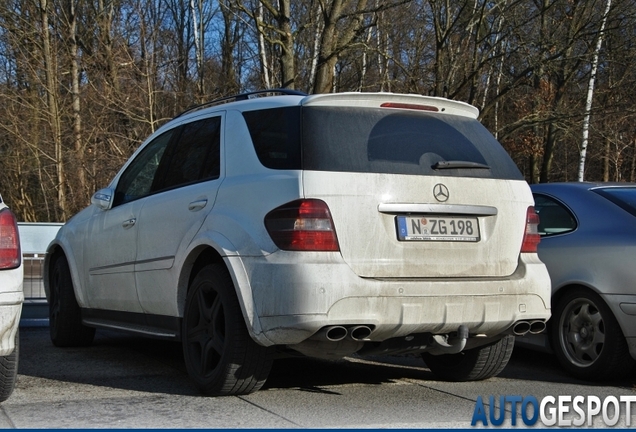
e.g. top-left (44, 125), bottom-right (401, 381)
top-left (0, 194), bottom-right (23, 402)
top-left (44, 90), bottom-right (551, 395)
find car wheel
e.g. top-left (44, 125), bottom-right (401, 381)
top-left (0, 329), bottom-right (19, 403)
top-left (422, 334), bottom-right (514, 381)
top-left (182, 264), bottom-right (273, 396)
top-left (49, 255), bottom-right (95, 347)
top-left (551, 288), bottom-right (635, 381)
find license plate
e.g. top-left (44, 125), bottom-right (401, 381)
top-left (396, 215), bottom-right (480, 242)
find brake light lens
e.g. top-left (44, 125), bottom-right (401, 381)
top-left (265, 199), bottom-right (340, 251)
top-left (380, 102), bottom-right (439, 112)
top-left (521, 206), bottom-right (541, 253)
top-left (0, 209), bottom-right (21, 269)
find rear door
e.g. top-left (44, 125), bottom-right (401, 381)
top-left (300, 103), bottom-right (532, 279)
top-left (134, 114), bottom-right (223, 316)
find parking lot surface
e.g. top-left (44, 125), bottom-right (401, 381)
top-left (1, 326), bottom-right (635, 428)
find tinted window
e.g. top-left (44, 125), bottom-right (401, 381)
top-left (156, 116), bottom-right (221, 190)
top-left (114, 130), bottom-right (174, 206)
top-left (243, 107), bottom-right (300, 169)
top-left (243, 106), bottom-right (522, 179)
top-left (533, 194), bottom-right (577, 236)
top-left (593, 187), bottom-right (636, 218)
top-left (303, 107), bottom-right (521, 179)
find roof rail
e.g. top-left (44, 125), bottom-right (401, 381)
top-left (174, 88), bottom-right (308, 118)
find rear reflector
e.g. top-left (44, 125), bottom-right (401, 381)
top-left (0, 209), bottom-right (21, 269)
top-left (265, 199), bottom-right (340, 251)
top-left (521, 206), bottom-right (541, 253)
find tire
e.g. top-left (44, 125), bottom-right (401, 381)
top-left (550, 288), bottom-right (635, 381)
top-left (182, 264), bottom-right (273, 396)
top-left (0, 329), bottom-right (19, 403)
top-left (422, 334), bottom-right (514, 381)
top-left (49, 255), bottom-right (95, 347)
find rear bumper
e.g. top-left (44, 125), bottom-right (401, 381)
top-left (238, 252), bottom-right (551, 346)
top-left (604, 294), bottom-right (636, 361)
top-left (0, 291), bottom-right (23, 356)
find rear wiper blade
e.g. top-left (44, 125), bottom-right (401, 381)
top-left (432, 161), bottom-right (491, 170)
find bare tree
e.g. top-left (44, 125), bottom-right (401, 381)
top-left (236, 0), bottom-right (296, 89)
top-left (38, 0), bottom-right (68, 219)
top-left (0, 0), bottom-right (636, 222)
top-left (578, 0), bottom-right (612, 182)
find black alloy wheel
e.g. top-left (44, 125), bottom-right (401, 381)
top-left (182, 263), bottom-right (273, 396)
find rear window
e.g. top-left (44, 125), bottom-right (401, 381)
top-left (242, 108), bottom-right (301, 169)
top-left (243, 106), bottom-right (523, 179)
top-left (593, 187), bottom-right (636, 217)
top-left (533, 194), bottom-right (577, 236)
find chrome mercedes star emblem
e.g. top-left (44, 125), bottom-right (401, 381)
top-left (433, 184), bottom-right (449, 202)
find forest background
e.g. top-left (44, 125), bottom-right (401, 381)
top-left (0, 0), bottom-right (635, 222)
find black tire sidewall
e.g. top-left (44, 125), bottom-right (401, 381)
top-left (49, 257), bottom-right (71, 342)
top-left (422, 335), bottom-right (514, 382)
top-left (0, 329), bottom-right (19, 403)
top-left (182, 264), bottom-right (255, 394)
top-left (49, 256), bottom-right (95, 347)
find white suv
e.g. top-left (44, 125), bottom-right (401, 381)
top-left (45, 91), bottom-right (550, 395)
top-left (0, 194), bottom-right (22, 402)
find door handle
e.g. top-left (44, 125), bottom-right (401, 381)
top-left (122, 218), bottom-right (137, 229)
top-left (188, 199), bottom-right (208, 212)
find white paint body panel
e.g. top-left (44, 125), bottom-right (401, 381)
top-left (303, 171), bottom-right (531, 278)
top-left (85, 199), bottom-right (144, 312)
top-left (242, 251), bottom-right (550, 345)
top-left (45, 92), bottom-right (551, 350)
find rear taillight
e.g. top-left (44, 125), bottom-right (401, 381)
top-left (521, 206), bottom-right (541, 253)
top-left (265, 199), bottom-right (340, 251)
top-left (0, 209), bottom-right (21, 269)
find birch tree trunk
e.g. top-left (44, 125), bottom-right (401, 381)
top-left (190, 0), bottom-right (204, 100)
top-left (256, 2), bottom-right (271, 88)
top-left (578, 0), bottom-right (612, 182)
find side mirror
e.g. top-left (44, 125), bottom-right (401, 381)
top-left (91, 188), bottom-right (114, 210)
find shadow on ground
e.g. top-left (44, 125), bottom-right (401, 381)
top-left (16, 327), bottom-right (636, 397)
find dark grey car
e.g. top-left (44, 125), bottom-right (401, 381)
top-left (522, 182), bottom-right (636, 381)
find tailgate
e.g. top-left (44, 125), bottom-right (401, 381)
top-left (303, 171), bottom-right (532, 278)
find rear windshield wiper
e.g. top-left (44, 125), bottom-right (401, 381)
top-left (432, 161), bottom-right (491, 170)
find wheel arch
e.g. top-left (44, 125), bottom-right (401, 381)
top-left (44, 242), bottom-right (88, 307)
top-left (550, 282), bottom-right (630, 346)
top-left (177, 243), bottom-right (271, 347)
top-left (552, 283), bottom-right (596, 308)
top-left (178, 246), bottom-right (224, 314)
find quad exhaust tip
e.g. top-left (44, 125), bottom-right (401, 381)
top-left (529, 320), bottom-right (547, 334)
top-left (324, 326), bottom-right (348, 342)
top-left (512, 320), bottom-right (546, 336)
top-left (349, 325), bottom-right (372, 341)
top-left (318, 325), bottom-right (374, 342)
top-left (319, 319), bottom-right (546, 342)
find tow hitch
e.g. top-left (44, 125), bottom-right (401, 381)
top-left (426, 325), bottom-right (469, 355)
